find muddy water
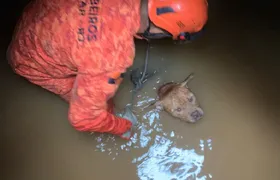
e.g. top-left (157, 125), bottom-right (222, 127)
top-left (1, 6), bottom-right (280, 180)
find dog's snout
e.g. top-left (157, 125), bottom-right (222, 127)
top-left (191, 109), bottom-right (204, 121)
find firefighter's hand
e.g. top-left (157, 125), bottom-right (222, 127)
top-left (117, 106), bottom-right (138, 139)
top-left (121, 106), bottom-right (138, 126)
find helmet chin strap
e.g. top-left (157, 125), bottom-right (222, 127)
top-left (143, 27), bottom-right (172, 39)
top-left (137, 21), bottom-right (172, 40)
top-left (137, 21), bottom-right (206, 43)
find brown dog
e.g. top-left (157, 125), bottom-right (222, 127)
top-left (154, 73), bottom-right (204, 123)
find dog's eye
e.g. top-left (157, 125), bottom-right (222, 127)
top-left (188, 97), bottom-right (193, 102)
top-left (176, 107), bottom-right (181, 112)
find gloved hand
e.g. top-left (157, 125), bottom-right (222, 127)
top-left (117, 105), bottom-right (138, 140)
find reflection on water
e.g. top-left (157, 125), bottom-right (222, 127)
top-left (132, 135), bottom-right (207, 180)
top-left (200, 139), bottom-right (213, 151)
top-left (93, 81), bottom-right (213, 179)
top-left (136, 97), bottom-right (156, 107)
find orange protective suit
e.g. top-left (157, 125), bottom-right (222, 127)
top-left (7, 0), bottom-right (141, 138)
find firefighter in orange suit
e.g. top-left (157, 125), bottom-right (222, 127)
top-left (7, 0), bottom-right (208, 139)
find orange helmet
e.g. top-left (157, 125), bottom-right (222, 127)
top-left (148, 0), bottom-right (208, 40)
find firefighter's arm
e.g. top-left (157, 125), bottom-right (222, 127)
top-left (68, 73), bottom-right (132, 136)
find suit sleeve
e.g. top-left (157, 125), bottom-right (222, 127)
top-left (68, 73), bottom-right (132, 135)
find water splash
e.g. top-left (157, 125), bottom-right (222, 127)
top-left (136, 97), bottom-right (155, 107)
top-left (92, 84), bottom-right (213, 179)
top-left (132, 135), bottom-right (205, 180)
top-left (94, 108), bottom-right (161, 152)
top-left (170, 131), bottom-right (175, 137)
top-left (200, 139), bottom-right (213, 152)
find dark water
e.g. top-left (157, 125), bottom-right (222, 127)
top-left (1, 0), bottom-right (280, 179)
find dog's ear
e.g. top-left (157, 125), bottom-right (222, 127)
top-left (157, 83), bottom-right (176, 100)
top-left (180, 73), bottom-right (194, 88)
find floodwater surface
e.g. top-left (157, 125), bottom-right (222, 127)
top-left (1, 3), bottom-right (280, 180)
